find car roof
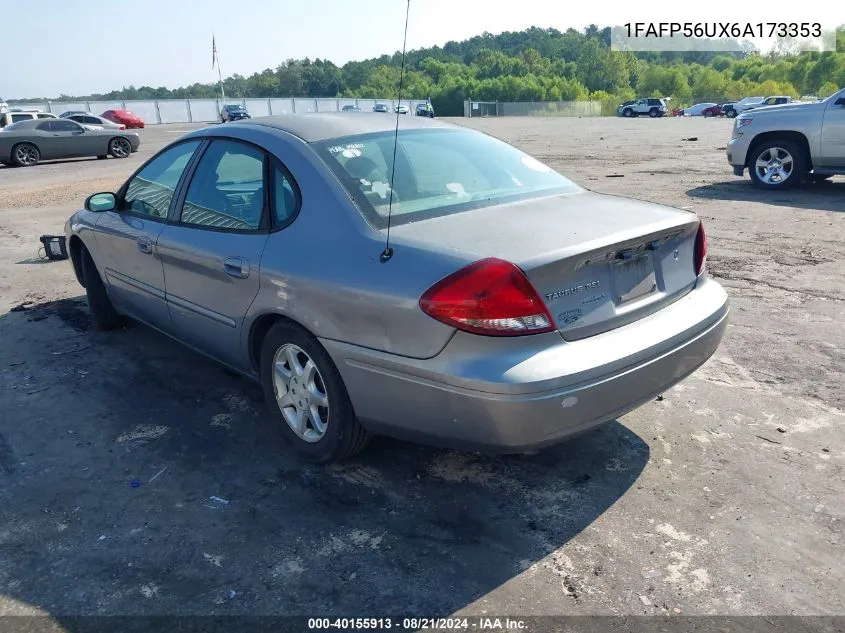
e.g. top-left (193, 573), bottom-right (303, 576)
top-left (216, 112), bottom-right (455, 143)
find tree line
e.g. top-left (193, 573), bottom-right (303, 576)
top-left (14, 25), bottom-right (845, 116)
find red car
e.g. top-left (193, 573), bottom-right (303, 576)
top-left (101, 109), bottom-right (145, 129)
top-left (701, 104), bottom-right (724, 118)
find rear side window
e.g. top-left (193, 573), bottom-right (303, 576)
top-left (272, 163), bottom-right (300, 226)
top-left (123, 140), bottom-right (202, 219)
top-left (11, 113), bottom-right (34, 122)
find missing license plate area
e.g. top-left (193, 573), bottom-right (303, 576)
top-left (613, 253), bottom-right (656, 304)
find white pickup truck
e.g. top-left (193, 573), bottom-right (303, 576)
top-left (726, 87), bottom-right (845, 189)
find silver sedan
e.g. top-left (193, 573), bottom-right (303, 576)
top-left (0, 118), bottom-right (140, 166)
top-left (65, 114), bottom-right (728, 462)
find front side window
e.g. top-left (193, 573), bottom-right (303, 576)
top-left (123, 140), bottom-right (202, 219)
top-left (179, 139), bottom-right (265, 231)
top-left (49, 119), bottom-right (84, 132)
top-left (313, 128), bottom-right (581, 228)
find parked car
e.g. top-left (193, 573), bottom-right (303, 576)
top-left (682, 103), bottom-right (718, 117)
top-left (102, 109), bottom-right (145, 129)
top-left (65, 112), bottom-right (727, 462)
top-left (373, 103), bottom-right (389, 113)
top-left (221, 103), bottom-right (251, 122)
top-left (743, 95), bottom-right (794, 112)
top-left (0, 118), bottom-right (139, 166)
top-left (0, 110), bottom-right (57, 128)
top-left (732, 97), bottom-right (764, 115)
top-left (415, 102), bottom-right (435, 118)
top-left (341, 105), bottom-right (361, 112)
top-left (66, 113), bottom-right (126, 130)
top-left (394, 103), bottom-right (409, 114)
top-left (727, 87), bottom-right (845, 189)
top-left (721, 103), bottom-right (738, 118)
top-left (617, 98), bottom-right (669, 117)
top-left (59, 110), bottom-right (90, 118)
top-left (702, 104), bottom-right (725, 117)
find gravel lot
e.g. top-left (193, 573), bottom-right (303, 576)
top-left (0, 117), bottom-right (843, 622)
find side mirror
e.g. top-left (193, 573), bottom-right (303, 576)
top-left (85, 192), bottom-right (117, 212)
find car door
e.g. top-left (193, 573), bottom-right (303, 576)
top-left (820, 92), bottom-right (845, 167)
top-left (155, 138), bottom-right (281, 370)
top-left (93, 139), bottom-right (203, 328)
top-left (43, 119), bottom-right (96, 158)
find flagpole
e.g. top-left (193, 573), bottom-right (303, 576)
top-left (213, 33), bottom-right (226, 103)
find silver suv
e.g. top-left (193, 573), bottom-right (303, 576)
top-left (618, 98), bottom-right (669, 118)
top-left (727, 87), bottom-right (845, 189)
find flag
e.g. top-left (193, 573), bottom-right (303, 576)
top-left (212, 34), bottom-right (217, 69)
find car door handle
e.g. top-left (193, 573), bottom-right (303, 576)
top-left (137, 237), bottom-right (153, 254)
top-left (223, 256), bottom-right (249, 279)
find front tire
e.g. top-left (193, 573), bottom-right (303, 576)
top-left (80, 247), bottom-right (124, 331)
top-left (725, 109), bottom-right (737, 118)
top-left (622, 108), bottom-right (633, 117)
top-left (260, 321), bottom-right (370, 462)
top-left (704, 110), bottom-right (714, 117)
top-left (748, 140), bottom-right (806, 190)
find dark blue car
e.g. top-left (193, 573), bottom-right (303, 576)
top-left (221, 104), bottom-right (251, 123)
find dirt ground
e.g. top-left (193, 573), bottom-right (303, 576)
top-left (0, 116), bottom-right (843, 623)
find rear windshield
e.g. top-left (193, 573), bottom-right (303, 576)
top-left (312, 128), bottom-right (581, 228)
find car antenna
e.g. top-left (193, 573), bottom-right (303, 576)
top-left (380, 0), bottom-right (411, 264)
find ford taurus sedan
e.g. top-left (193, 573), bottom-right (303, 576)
top-left (65, 114), bottom-right (728, 462)
top-left (0, 118), bottom-right (140, 166)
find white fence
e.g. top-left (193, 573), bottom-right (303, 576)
top-left (11, 97), bottom-right (430, 124)
top-left (465, 99), bottom-right (602, 117)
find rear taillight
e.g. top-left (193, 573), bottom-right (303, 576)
top-left (694, 221), bottom-right (707, 276)
top-left (419, 258), bottom-right (555, 336)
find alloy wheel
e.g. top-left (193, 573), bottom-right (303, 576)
top-left (271, 343), bottom-right (330, 443)
top-left (754, 147), bottom-right (794, 185)
top-left (15, 145), bottom-right (38, 165)
top-left (110, 138), bottom-right (131, 158)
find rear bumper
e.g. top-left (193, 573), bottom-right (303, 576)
top-left (322, 277), bottom-right (729, 452)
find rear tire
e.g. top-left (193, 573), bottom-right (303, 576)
top-left (725, 109), bottom-right (737, 118)
top-left (11, 142), bottom-right (40, 167)
top-left (260, 321), bottom-right (370, 462)
top-left (80, 247), bottom-right (124, 331)
top-left (108, 138), bottom-right (131, 159)
top-left (648, 108), bottom-right (659, 118)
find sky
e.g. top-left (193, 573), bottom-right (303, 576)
top-left (3, 0), bottom-right (842, 98)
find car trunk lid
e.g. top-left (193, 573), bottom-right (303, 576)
top-left (389, 190), bottom-right (701, 340)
